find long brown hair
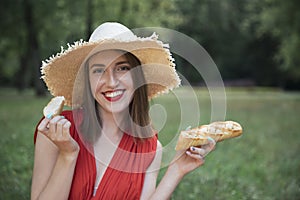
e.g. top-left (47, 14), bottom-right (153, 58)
top-left (79, 50), bottom-right (152, 144)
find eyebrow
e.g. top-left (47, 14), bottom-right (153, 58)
top-left (115, 61), bottom-right (130, 66)
top-left (90, 64), bottom-right (105, 69)
top-left (90, 61), bottom-right (130, 69)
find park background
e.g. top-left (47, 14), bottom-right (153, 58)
top-left (0, 0), bottom-right (299, 199)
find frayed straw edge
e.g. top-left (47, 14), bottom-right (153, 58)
top-left (41, 39), bottom-right (89, 75)
top-left (40, 32), bottom-right (180, 97)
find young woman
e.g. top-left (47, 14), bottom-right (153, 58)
top-left (31, 22), bottom-right (215, 200)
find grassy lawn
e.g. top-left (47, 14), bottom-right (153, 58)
top-left (0, 87), bottom-right (299, 199)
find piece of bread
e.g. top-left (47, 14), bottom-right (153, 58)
top-left (199, 121), bottom-right (243, 142)
top-left (175, 121), bottom-right (243, 150)
top-left (175, 129), bottom-right (209, 151)
top-left (43, 96), bottom-right (65, 118)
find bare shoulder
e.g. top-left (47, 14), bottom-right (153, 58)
top-left (157, 140), bottom-right (162, 150)
top-left (152, 140), bottom-right (163, 166)
top-left (155, 140), bottom-right (163, 162)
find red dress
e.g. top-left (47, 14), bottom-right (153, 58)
top-left (34, 110), bottom-right (157, 200)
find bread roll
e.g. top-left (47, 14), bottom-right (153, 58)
top-left (175, 121), bottom-right (242, 150)
top-left (43, 96), bottom-right (65, 118)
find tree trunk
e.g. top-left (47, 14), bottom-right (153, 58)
top-left (16, 52), bottom-right (30, 91)
top-left (21, 0), bottom-right (46, 96)
top-left (86, 0), bottom-right (93, 40)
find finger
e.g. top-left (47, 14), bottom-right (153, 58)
top-left (186, 151), bottom-right (205, 162)
top-left (37, 118), bottom-right (51, 133)
top-left (56, 118), bottom-right (68, 138)
top-left (206, 137), bottom-right (216, 151)
top-left (201, 137), bottom-right (216, 155)
top-left (62, 121), bottom-right (71, 138)
top-left (190, 146), bottom-right (206, 157)
top-left (48, 116), bottom-right (64, 135)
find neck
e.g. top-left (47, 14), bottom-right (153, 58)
top-left (98, 107), bottom-right (129, 141)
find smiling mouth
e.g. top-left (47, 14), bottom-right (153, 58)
top-left (102, 90), bottom-right (125, 102)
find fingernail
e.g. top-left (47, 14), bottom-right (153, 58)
top-left (191, 146), bottom-right (195, 151)
top-left (61, 116), bottom-right (65, 119)
top-left (208, 137), bottom-right (216, 143)
top-left (46, 114), bottom-right (52, 119)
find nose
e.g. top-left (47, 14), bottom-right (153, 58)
top-left (102, 68), bottom-right (119, 88)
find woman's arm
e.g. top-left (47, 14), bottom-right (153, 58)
top-left (31, 116), bottom-right (79, 200)
top-left (141, 138), bottom-right (216, 200)
top-left (140, 141), bottom-right (163, 200)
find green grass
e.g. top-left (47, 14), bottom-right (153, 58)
top-left (156, 87), bottom-right (300, 200)
top-left (0, 89), bottom-right (50, 199)
top-left (1, 87), bottom-right (300, 199)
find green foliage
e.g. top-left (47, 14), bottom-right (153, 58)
top-left (0, 0), bottom-right (24, 85)
top-left (90, 0), bottom-right (182, 28)
top-left (0, 0), bottom-right (182, 88)
top-left (0, 1), bottom-right (300, 89)
top-left (175, 0), bottom-right (300, 88)
top-left (1, 88), bottom-right (299, 199)
top-left (244, 0), bottom-right (300, 86)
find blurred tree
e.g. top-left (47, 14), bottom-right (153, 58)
top-left (0, 0), bottom-right (25, 86)
top-left (174, 0), bottom-right (280, 86)
top-left (175, 0), bottom-right (299, 88)
top-left (91, 0), bottom-right (182, 28)
top-left (2, 0), bottom-right (298, 91)
top-left (0, 0), bottom-right (182, 93)
top-left (248, 0), bottom-right (300, 89)
top-left (86, 0), bottom-right (94, 39)
top-left (19, 0), bottom-right (45, 95)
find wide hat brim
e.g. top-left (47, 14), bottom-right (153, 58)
top-left (41, 37), bottom-right (181, 107)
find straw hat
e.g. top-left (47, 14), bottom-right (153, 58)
top-left (41, 22), bottom-right (181, 106)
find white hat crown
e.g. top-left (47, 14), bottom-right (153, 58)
top-left (89, 22), bottom-right (137, 42)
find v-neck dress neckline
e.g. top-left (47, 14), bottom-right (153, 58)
top-left (34, 110), bottom-right (158, 200)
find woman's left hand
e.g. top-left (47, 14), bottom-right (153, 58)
top-left (146, 138), bottom-right (216, 199)
top-left (171, 137), bottom-right (216, 176)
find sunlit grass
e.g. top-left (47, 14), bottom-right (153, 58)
top-left (0, 87), bottom-right (299, 199)
top-left (155, 87), bottom-right (300, 200)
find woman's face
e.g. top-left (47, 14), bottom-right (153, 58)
top-left (88, 50), bottom-right (134, 114)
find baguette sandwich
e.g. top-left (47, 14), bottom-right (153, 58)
top-left (175, 121), bottom-right (243, 150)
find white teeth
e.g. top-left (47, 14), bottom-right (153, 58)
top-left (105, 90), bottom-right (123, 98)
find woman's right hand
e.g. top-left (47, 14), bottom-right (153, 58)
top-left (32, 115), bottom-right (80, 200)
top-left (37, 116), bottom-right (80, 156)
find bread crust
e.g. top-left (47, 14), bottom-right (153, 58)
top-left (198, 121), bottom-right (242, 142)
top-left (43, 96), bottom-right (65, 118)
top-left (175, 121), bottom-right (242, 150)
top-left (175, 129), bottom-right (208, 150)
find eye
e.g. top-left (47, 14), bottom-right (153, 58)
top-left (92, 67), bottom-right (105, 74)
top-left (116, 65), bottom-right (131, 72)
